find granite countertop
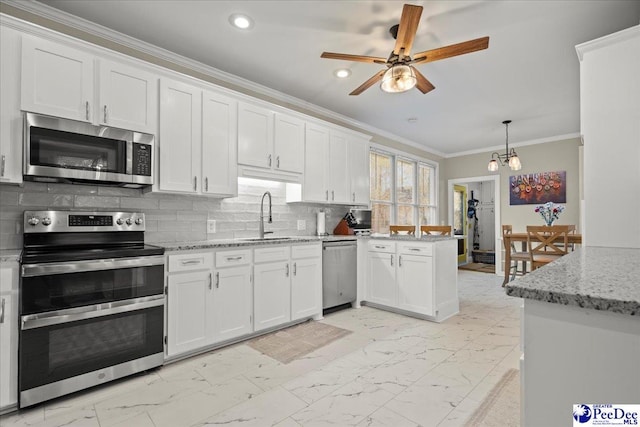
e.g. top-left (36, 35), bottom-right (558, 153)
top-left (0, 249), bottom-right (21, 263)
top-left (162, 235), bottom-right (357, 252)
top-left (505, 247), bottom-right (640, 316)
top-left (359, 234), bottom-right (455, 242)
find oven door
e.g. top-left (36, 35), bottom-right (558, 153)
top-left (19, 297), bottom-right (164, 407)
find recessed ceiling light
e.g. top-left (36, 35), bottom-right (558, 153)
top-left (334, 69), bottom-right (351, 79)
top-left (229, 14), bottom-right (253, 30)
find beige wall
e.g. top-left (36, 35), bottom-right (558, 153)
top-left (442, 137), bottom-right (582, 232)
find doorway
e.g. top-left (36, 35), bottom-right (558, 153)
top-left (453, 184), bottom-right (467, 264)
top-left (448, 176), bottom-right (501, 275)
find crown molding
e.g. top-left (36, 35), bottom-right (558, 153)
top-left (445, 132), bottom-right (581, 158)
top-left (575, 24), bottom-right (639, 61)
top-left (1, 0), bottom-right (444, 158)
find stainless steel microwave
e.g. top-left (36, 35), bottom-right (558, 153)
top-left (24, 113), bottom-right (154, 187)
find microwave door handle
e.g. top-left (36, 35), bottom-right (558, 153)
top-left (126, 140), bottom-right (133, 175)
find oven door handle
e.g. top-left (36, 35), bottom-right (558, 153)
top-left (21, 295), bottom-right (164, 330)
top-left (21, 255), bottom-right (165, 277)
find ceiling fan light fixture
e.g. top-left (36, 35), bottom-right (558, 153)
top-left (229, 13), bottom-right (253, 30)
top-left (380, 64), bottom-right (417, 93)
top-left (334, 69), bottom-right (351, 78)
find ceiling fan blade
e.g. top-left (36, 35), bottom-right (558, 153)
top-left (412, 36), bottom-right (489, 64)
top-left (393, 4), bottom-right (423, 57)
top-left (413, 68), bottom-right (435, 94)
top-left (349, 70), bottom-right (386, 96)
top-left (321, 52), bottom-right (387, 64)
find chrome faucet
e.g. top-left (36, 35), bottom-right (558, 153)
top-left (259, 191), bottom-right (273, 239)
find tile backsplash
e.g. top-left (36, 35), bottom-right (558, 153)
top-left (0, 178), bottom-right (352, 250)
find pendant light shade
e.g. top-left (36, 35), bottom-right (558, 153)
top-left (380, 65), bottom-right (417, 93)
top-left (488, 120), bottom-right (522, 172)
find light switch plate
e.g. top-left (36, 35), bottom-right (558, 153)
top-left (207, 220), bottom-right (216, 233)
top-left (297, 220), bottom-right (306, 230)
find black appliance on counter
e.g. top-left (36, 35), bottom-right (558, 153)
top-left (19, 210), bottom-right (165, 408)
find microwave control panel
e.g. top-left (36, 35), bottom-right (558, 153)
top-left (132, 143), bottom-right (152, 176)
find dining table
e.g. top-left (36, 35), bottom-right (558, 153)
top-left (502, 232), bottom-right (582, 285)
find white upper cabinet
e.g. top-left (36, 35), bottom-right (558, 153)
top-left (21, 36), bottom-right (158, 133)
top-left (348, 137), bottom-right (370, 205)
top-left (159, 78), bottom-right (201, 194)
top-left (21, 35), bottom-right (94, 122)
top-left (303, 123), bottom-right (330, 202)
top-left (238, 102), bottom-right (273, 169)
top-left (238, 102), bottom-right (304, 176)
top-left (202, 89), bottom-right (238, 196)
top-left (328, 131), bottom-right (349, 203)
top-left (274, 113), bottom-right (304, 173)
top-left (98, 60), bottom-right (157, 133)
top-left (0, 25), bottom-right (23, 184)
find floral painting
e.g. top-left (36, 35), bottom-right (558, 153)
top-left (509, 171), bottom-right (566, 205)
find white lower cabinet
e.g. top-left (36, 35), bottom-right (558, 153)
top-left (291, 245), bottom-right (322, 321)
top-left (362, 239), bottom-right (458, 322)
top-left (212, 265), bottom-right (253, 343)
top-left (0, 259), bottom-right (19, 411)
top-left (253, 260), bottom-right (291, 332)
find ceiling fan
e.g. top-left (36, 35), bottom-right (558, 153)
top-left (321, 4), bottom-right (489, 95)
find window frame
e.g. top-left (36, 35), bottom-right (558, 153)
top-left (369, 144), bottom-right (439, 233)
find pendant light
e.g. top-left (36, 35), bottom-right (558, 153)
top-left (488, 120), bottom-right (521, 172)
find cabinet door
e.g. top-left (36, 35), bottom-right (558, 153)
top-left (0, 26), bottom-right (22, 184)
top-left (253, 261), bottom-right (291, 331)
top-left (213, 266), bottom-right (253, 342)
top-left (291, 257), bottom-right (321, 321)
top-left (397, 254), bottom-right (434, 316)
top-left (98, 60), bottom-right (158, 133)
top-left (202, 90), bottom-right (238, 196)
top-left (0, 293), bottom-right (17, 410)
top-left (274, 113), bottom-right (304, 174)
top-left (366, 252), bottom-right (397, 306)
top-left (328, 132), bottom-right (349, 203)
top-left (238, 102), bottom-right (274, 169)
top-left (303, 124), bottom-right (329, 202)
top-left (21, 35), bottom-right (94, 122)
top-left (167, 270), bottom-right (213, 357)
top-left (348, 137), bottom-right (370, 205)
top-left (159, 79), bottom-right (201, 193)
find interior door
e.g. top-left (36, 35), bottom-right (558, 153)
top-left (453, 184), bottom-right (467, 264)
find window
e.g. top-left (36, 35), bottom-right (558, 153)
top-left (370, 148), bottom-right (437, 234)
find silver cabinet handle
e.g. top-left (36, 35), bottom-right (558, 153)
top-left (390, 255), bottom-right (394, 266)
top-left (399, 255), bottom-right (402, 267)
top-left (194, 176), bottom-right (197, 191)
top-left (268, 154), bottom-right (272, 167)
top-left (85, 101), bottom-right (90, 121)
top-left (374, 245), bottom-right (386, 249)
top-left (331, 190), bottom-right (334, 201)
top-left (325, 190), bottom-right (328, 201)
top-left (205, 177), bottom-right (209, 192)
top-left (286, 263), bottom-right (289, 277)
top-left (181, 259), bottom-right (201, 266)
top-left (104, 105), bottom-right (108, 123)
top-left (208, 273), bottom-right (212, 290)
top-left (409, 248), bottom-right (421, 251)
top-left (293, 262), bottom-right (297, 276)
top-left (226, 256), bottom-right (243, 261)
top-left (215, 272), bottom-right (219, 288)
top-left (0, 298), bottom-right (5, 324)
top-left (276, 156), bottom-right (280, 168)
top-left (1, 154), bottom-right (5, 177)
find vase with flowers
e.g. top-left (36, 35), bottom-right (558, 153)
top-left (535, 202), bottom-right (565, 226)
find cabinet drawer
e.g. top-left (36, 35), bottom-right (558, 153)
top-left (291, 244), bottom-right (321, 259)
top-left (397, 242), bottom-right (433, 256)
top-left (254, 245), bottom-right (290, 263)
top-left (215, 249), bottom-right (252, 268)
top-left (367, 241), bottom-right (396, 253)
top-left (168, 252), bottom-right (213, 272)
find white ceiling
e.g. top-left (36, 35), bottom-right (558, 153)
top-left (31, 1), bottom-right (640, 156)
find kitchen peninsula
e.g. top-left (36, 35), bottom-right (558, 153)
top-left (505, 247), bottom-right (640, 427)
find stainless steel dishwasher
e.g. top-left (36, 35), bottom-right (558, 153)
top-left (322, 239), bottom-right (357, 310)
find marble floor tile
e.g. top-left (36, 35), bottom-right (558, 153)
top-left (356, 406), bottom-right (420, 427)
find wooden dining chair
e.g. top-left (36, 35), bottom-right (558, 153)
top-left (502, 225), bottom-right (529, 284)
top-left (420, 225), bottom-right (452, 236)
top-left (526, 225), bottom-right (571, 270)
top-left (389, 225), bottom-right (416, 235)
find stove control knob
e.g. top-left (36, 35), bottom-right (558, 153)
top-left (116, 218), bottom-right (124, 225)
top-left (135, 218), bottom-right (143, 225)
top-left (28, 217), bottom-right (39, 226)
top-left (126, 217), bottom-right (134, 226)
top-left (41, 217), bottom-right (52, 226)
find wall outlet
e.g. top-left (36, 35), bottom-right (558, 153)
top-left (207, 220), bottom-right (216, 233)
top-left (297, 220), bottom-right (306, 231)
